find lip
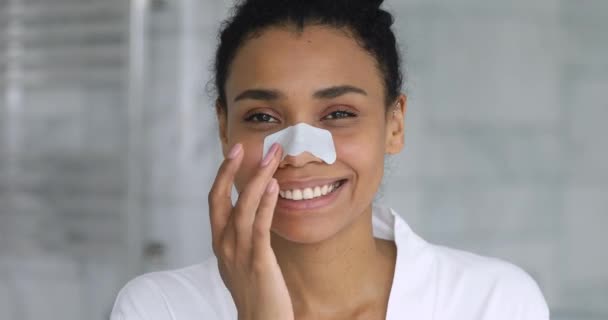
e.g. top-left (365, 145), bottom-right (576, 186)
top-left (275, 179), bottom-right (348, 212)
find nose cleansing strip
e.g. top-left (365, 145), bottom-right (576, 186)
top-left (263, 123), bottom-right (337, 164)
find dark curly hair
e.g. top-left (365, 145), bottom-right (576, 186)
top-left (213, 0), bottom-right (404, 111)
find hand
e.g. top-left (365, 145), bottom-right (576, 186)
top-left (208, 143), bottom-right (294, 320)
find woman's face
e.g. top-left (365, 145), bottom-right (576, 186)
top-left (217, 25), bottom-right (406, 244)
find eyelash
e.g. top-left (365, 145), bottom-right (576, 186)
top-left (324, 110), bottom-right (357, 120)
top-left (244, 113), bottom-right (278, 123)
top-left (244, 110), bottom-right (357, 123)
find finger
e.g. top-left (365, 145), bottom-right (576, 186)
top-left (233, 144), bottom-right (282, 246)
top-left (252, 178), bottom-right (279, 257)
top-left (208, 143), bottom-right (244, 248)
top-left (219, 214), bottom-right (236, 261)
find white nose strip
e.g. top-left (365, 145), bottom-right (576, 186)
top-left (263, 123), bottom-right (337, 164)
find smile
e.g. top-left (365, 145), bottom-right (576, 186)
top-left (278, 179), bottom-right (347, 201)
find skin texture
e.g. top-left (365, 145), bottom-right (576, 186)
top-left (213, 25), bottom-right (407, 319)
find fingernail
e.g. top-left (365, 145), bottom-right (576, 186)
top-left (266, 179), bottom-right (278, 193)
top-left (261, 143), bottom-right (279, 167)
top-left (227, 143), bottom-right (242, 159)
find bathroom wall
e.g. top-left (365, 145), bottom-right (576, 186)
top-left (0, 0), bottom-right (605, 319)
top-left (0, 0), bottom-right (129, 319)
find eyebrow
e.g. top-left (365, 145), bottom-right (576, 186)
top-left (314, 85), bottom-right (367, 99)
top-left (234, 89), bottom-right (283, 102)
top-left (233, 85), bottom-right (367, 102)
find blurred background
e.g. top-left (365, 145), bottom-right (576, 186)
top-left (0, 0), bottom-right (606, 319)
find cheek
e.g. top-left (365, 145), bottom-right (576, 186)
top-left (233, 139), bottom-right (265, 192)
top-left (333, 129), bottom-right (385, 168)
top-left (225, 116), bottom-right (266, 190)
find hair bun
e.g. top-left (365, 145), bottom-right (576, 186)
top-left (354, 0), bottom-right (392, 27)
top-left (356, 0), bottom-right (383, 10)
top-left (370, 0), bottom-right (384, 8)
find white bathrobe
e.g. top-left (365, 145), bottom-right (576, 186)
top-left (110, 205), bottom-right (549, 320)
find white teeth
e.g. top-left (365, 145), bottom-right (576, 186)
top-left (279, 181), bottom-right (343, 201)
top-left (321, 185), bottom-right (328, 195)
top-left (303, 188), bottom-right (313, 200)
top-left (313, 186), bottom-right (321, 197)
top-left (292, 189), bottom-right (303, 200)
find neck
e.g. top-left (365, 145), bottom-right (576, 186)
top-left (271, 206), bottom-right (396, 317)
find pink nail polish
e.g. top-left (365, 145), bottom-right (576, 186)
top-left (261, 143), bottom-right (278, 167)
top-left (228, 143), bottom-right (242, 159)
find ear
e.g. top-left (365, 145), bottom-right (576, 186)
top-left (385, 94), bottom-right (407, 155)
top-left (215, 100), bottom-right (229, 153)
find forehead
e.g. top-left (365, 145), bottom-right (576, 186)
top-left (225, 25), bottom-right (384, 103)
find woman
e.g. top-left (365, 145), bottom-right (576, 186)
top-left (111, 0), bottom-right (549, 319)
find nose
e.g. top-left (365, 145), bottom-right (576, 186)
top-left (278, 151), bottom-right (324, 169)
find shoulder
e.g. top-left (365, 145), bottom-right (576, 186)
top-left (385, 206), bottom-right (549, 319)
top-left (430, 245), bottom-right (550, 319)
top-left (110, 256), bottom-right (235, 320)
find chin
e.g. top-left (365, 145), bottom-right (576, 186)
top-left (270, 223), bottom-right (338, 245)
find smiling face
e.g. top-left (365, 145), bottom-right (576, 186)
top-left (217, 25), bottom-right (406, 244)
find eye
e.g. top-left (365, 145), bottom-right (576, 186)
top-left (245, 112), bottom-right (279, 123)
top-left (324, 110), bottom-right (357, 120)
